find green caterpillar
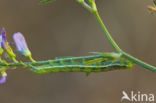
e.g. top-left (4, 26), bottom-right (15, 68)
top-left (29, 53), bottom-right (134, 75)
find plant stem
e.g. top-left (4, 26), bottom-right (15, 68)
top-left (121, 51), bottom-right (156, 72)
top-left (93, 11), bottom-right (122, 52)
top-left (0, 60), bottom-right (51, 67)
top-left (78, 0), bottom-right (156, 72)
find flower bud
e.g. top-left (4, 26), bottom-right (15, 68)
top-left (13, 32), bottom-right (31, 57)
top-left (13, 32), bottom-right (36, 62)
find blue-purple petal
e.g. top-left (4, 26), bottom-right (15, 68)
top-left (13, 32), bottom-right (31, 57)
top-left (13, 32), bottom-right (29, 51)
top-left (0, 35), bottom-right (2, 48)
top-left (1, 28), bottom-right (8, 50)
top-left (1, 27), bottom-right (7, 43)
top-left (0, 73), bottom-right (7, 84)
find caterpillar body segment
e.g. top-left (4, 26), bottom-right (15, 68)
top-left (29, 53), bottom-right (133, 74)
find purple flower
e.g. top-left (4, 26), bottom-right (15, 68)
top-left (0, 35), bottom-right (2, 47)
top-left (0, 35), bottom-right (3, 55)
top-left (1, 28), bottom-right (8, 50)
top-left (13, 32), bottom-right (31, 57)
top-left (1, 28), bottom-right (16, 60)
top-left (0, 72), bottom-right (7, 84)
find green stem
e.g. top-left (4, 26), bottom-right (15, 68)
top-left (0, 55), bottom-right (102, 67)
top-left (78, 0), bottom-right (156, 72)
top-left (0, 60), bottom-right (51, 67)
top-left (121, 51), bottom-right (156, 72)
top-left (28, 55), bottom-right (37, 63)
top-left (77, 0), bottom-right (94, 12)
top-left (93, 11), bottom-right (122, 52)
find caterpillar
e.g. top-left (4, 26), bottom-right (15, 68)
top-left (29, 53), bottom-right (134, 75)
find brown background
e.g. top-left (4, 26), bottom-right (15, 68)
top-left (0, 0), bottom-right (156, 103)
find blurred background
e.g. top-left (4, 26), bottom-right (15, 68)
top-left (0, 0), bottom-right (156, 103)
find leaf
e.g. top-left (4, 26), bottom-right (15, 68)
top-left (40, 0), bottom-right (55, 4)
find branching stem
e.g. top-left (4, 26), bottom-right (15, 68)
top-left (77, 0), bottom-right (156, 72)
top-left (1, 0), bottom-right (156, 73)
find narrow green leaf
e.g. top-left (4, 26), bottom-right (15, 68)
top-left (40, 0), bottom-right (55, 4)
